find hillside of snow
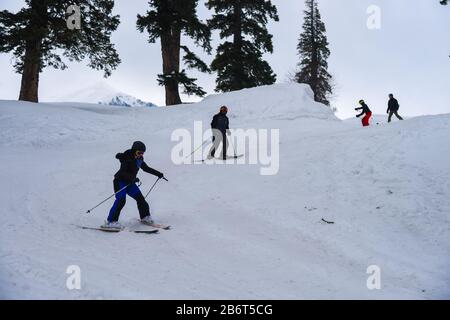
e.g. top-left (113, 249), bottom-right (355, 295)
top-left (0, 83), bottom-right (449, 299)
top-left (53, 82), bottom-right (158, 108)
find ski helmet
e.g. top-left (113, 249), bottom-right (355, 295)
top-left (220, 106), bottom-right (228, 113)
top-left (131, 141), bottom-right (146, 152)
top-left (359, 99), bottom-right (365, 105)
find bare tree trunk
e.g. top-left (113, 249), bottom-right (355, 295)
top-left (161, 29), bottom-right (181, 106)
top-left (19, 40), bottom-right (42, 103)
top-left (232, 0), bottom-right (243, 91)
top-left (18, 0), bottom-right (47, 103)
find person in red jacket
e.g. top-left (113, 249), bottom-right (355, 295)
top-left (355, 100), bottom-right (372, 127)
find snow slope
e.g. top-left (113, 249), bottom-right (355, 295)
top-left (343, 114), bottom-right (408, 127)
top-left (0, 83), bottom-right (449, 299)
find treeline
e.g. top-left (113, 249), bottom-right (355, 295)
top-left (3, 0), bottom-right (312, 106)
top-left (9, 1), bottom-right (448, 107)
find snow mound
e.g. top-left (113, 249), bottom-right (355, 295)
top-left (0, 83), bottom-right (338, 148)
top-left (198, 83), bottom-right (337, 121)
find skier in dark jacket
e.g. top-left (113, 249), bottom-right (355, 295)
top-left (103, 141), bottom-right (164, 229)
top-left (387, 94), bottom-right (404, 122)
top-left (208, 106), bottom-right (230, 160)
top-left (355, 100), bottom-right (372, 127)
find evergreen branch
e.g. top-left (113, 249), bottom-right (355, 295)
top-left (180, 45), bottom-right (211, 73)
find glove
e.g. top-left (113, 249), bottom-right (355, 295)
top-left (157, 172), bottom-right (164, 179)
top-left (356, 115), bottom-right (360, 118)
top-left (134, 177), bottom-right (140, 183)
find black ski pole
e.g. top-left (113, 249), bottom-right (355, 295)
top-left (144, 177), bottom-right (166, 199)
top-left (85, 182), bottom-right (138, 214)
top-left (228, 136), bottom-right (237, 158)
top-left (185, 138), bottom-right (211, 159)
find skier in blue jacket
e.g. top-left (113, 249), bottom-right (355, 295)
top-left (103, 141), bottom-right (164, 229)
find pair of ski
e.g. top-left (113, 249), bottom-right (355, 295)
top-left (196, 154), bottom-right (244, 163)
top-left (79, 222), bottom-right (170, 234)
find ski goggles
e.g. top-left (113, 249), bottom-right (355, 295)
top-left (135, 151), bottom-right (145, 156)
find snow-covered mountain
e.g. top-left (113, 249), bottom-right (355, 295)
top-left (0, 83), bottom-right (449, 299)
top-left (57, 82), bottom-right (158, 107)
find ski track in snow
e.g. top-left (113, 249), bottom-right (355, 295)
top-left (0, 83), bottom-right (449, 299)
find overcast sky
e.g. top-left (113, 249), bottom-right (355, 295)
top-left (0, 0), bottom-right (449, 119)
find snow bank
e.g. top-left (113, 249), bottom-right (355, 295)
top-left (0, 100), bottom-right (125, 148)
top-left (198, 83), bottom-right (337, 121)
top-left (0, 83), bottom-right (337, 148)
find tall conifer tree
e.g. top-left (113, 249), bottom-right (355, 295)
top-left (206, 0), bottom-right (279, 92)
top-left (137, 0), bottom-right (211, 106)
top-left (0, 0), bottom-right (120, 103)
top-left (295, 0), bottom-right (332, 106)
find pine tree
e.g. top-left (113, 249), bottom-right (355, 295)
top-left (206, 0), bottom-right (279, 92)
top-left (295, 0), bottom-right (332, 106)
top-left (441, 0), bottom-right (449, 57)
top-left (0, 0), bottom-right (120, 103)
top-left (137, 0), bottom-right (211, 106)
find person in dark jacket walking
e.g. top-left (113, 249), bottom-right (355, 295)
top-left (387, 94), bottom-right (404, 122)
top-left (355, 100), bottom-right (372, 127)
top-left (103, 141), bottom-right (165, 229)
top-left (208, 106), bottom-right (231, 160)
